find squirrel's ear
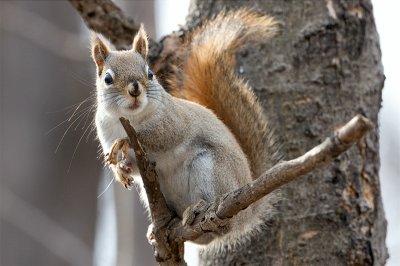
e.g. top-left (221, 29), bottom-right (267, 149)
top-left (132, 25), bottom-right (148, 59)
top-left (91, 33), bottom-right (109, 75)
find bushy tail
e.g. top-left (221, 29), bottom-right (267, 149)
top-left (169, 9), bottom-right (281, 177)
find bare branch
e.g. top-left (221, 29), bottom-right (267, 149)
top-left (119, 117), bottom-right (185, 265)
top-left (68, 0), bottom-right (140, 50)
top-left (169, 115), bottom-right (373, 241)
top-left (120, 115), bottom-right (373, 243)
top-left (120, 114), bottom-right (372, 261)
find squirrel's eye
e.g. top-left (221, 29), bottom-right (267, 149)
top-left (104, 72), bottom-right (113, 85)
top-left (147, 67), bottom-right (154, 80)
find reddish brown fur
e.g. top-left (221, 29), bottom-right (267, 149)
top-left (169, 9), bottom-right (281, 177)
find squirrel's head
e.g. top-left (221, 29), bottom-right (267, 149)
top-left (91, 25), bottom-right (160, 118)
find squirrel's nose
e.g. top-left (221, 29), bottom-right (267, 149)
top-left (128, 80), bottom-right (141, 97)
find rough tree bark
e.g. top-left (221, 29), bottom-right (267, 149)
top-left (70, 0), bottom-right (387, 265)
top-left (183, 0), bottom-right (386, 265)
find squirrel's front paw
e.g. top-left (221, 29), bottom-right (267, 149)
top-left (182, 199), bottom-right (209, 226)
top-left (105, 138), bottom-right (130, 165)
top-left (105, 138), bottom-right (134, 189)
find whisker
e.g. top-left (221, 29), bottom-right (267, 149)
top-left (62, 67), bottom-right (94, 87)
top-left (67, 96), bottom-right (92, 122)
top-left (81, 106), bottom-right (95, 130)
top-left (54, 109), bottom-right (90, 153)
top-left (67, 120), bottom-right (95, 173)
top-left (96, 95), bottom-right (122, 108)
top-left (146, 94), bottom-right (165, 106)
top-left (45, 99), bottom-right (92, 115)
top-left (97, 175), bottom-right (115, 199)
top-left (45, 93), bottom-right (96, 118)
top-left (72, 104), bottom-right (96, 131)
top-left (73, 109), bottom-right (93, 131)
top-left (86, 125), bottom-right (96, 143)
top-left (45, 105), bottom-right (94, 135)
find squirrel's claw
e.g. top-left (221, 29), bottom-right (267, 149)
top-left (182, 199), bottom-right (209, 226)
top-left (116, 159), bottom-right (135, 189)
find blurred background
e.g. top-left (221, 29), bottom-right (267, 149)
top-left (0, 0), bottom-right (398, 265)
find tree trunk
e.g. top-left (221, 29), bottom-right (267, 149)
top-left (174, 0), bottom-right (387, 265)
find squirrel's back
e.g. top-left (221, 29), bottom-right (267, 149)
top-left (169, 9), bottom-right (281, 177)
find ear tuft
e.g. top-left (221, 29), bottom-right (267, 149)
top-left (132, 25), bottom-right (148, 59)
top-left (90, 33), bottom-right (109, 75)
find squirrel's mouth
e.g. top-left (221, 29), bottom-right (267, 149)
top-left (127, 99), bottom-right (141, 110)
top-left (119, 96), bottom-right (147, 114)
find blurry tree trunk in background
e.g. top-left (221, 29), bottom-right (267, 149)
top-left (173, 0), bottom-right (387, 265)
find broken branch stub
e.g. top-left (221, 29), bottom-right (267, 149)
top-left (119, 117), bottom-right (185, 265)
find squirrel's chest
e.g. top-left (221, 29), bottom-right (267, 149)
top-left (95, 114), bottom-right (126, 152)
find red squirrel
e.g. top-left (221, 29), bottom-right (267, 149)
top-left (92, 9), bottom-right (281, 252)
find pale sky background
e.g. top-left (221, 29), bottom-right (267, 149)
top-left (372, 1), bottom-right (400, 265)
top-left (155, 1), bottom-right (400, 265)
